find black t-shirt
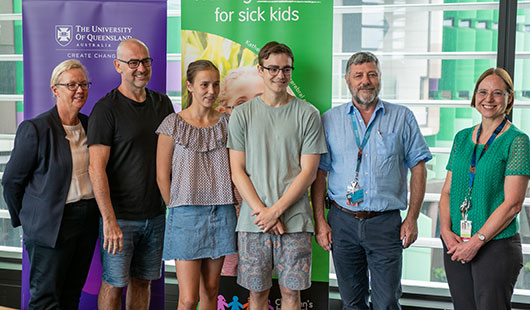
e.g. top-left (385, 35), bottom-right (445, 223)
top-left (88, 88), bottom-right (174, 220)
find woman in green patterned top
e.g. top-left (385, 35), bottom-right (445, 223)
top-left (439, 68), bottom-right (530, 310)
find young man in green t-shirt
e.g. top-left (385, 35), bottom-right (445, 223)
top-left (227, 41), bottom-right (327, 310)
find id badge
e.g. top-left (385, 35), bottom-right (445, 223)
top-left (460, 220), bottom-right (472, 241)
top-left (346, 181), bottom-right (364, 207)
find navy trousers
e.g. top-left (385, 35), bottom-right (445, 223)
top-left (25, 199), bottom-right (99, 310)
top-left (443, 234), bottom-right (522, 310)
top-left (328, 205), bottom-right (403, 310)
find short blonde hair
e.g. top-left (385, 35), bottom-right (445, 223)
top-left (218, 66), bottom-right (259, 107)
top-left (471, 67), bottom-right (514, 115)
top-left (50, 59), bottom-right (88, 87)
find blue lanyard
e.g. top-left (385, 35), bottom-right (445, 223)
top-left (350, 110), bottom-right (378, 180)
top-left (468, 117), bottom-right (507, 190)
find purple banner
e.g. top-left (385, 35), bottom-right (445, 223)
top-left (23, 0), bottom-right (167, 118)
top-left (22, 0), bottom-right (167, 308)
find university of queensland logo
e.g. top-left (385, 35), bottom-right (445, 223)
top-left (55, 25), bottom-right (73, 47)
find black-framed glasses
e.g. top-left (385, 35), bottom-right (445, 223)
top-left (55, 82), bottom-right (92, 91)
top-left (117, 57), bottom-right (153, 69)
top-left (261, 65), bottom-right (294, 76)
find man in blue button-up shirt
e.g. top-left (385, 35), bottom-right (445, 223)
top-left (311, 52), bottom-right (431, 310)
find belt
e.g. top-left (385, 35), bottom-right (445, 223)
top-left (331, 200), bottom-right (394, 220)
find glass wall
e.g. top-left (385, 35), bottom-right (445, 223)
top-left (0, 0), bottom-right (22, 249)
top-left (512, 3), bottom-right (530, 291)
top-left (334, 0), bottom-right (501, 287)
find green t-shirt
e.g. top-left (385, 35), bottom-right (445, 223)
top-left (446, 124), bottom-right (530, 240)
top-left (227, 96), bottom-right (327, 233)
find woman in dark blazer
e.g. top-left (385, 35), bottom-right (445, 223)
top-left (2, 59), bottom-right (99, 309)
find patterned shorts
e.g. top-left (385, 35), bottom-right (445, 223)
top-left (237, 232), bottom-right (312, 292)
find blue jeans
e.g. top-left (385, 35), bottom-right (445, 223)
top-left (100, 214), bottom-right (165, 287)
top-left (328, 205), bottom-right (403, 310)
top-left (163, 204), bottom-right (237, 260)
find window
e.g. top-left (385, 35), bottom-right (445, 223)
top-left (459, 19), bottom-right (472, 28)
top-left (511, 6), bottom-right (530, 293)
top-left (477, 21), bottom-right (489, 29)
top-left (443, 18), bottom-right (455, 27)
top-left (458, 90), bottom-right (470, 100)
top-left (333, 1), bottom-right (530, 301)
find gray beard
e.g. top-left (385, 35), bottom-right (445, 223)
top-left (353, 92), bottom-right (378, 105)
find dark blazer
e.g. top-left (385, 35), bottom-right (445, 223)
top-left (2, 106), bottom-right (89, 248)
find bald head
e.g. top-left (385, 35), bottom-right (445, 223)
top-left (114, 38), bottom-right (152, 98)
top-left (116, 38), bottom-right (149, 59)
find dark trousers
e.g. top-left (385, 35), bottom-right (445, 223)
top-left (328, 205), bottom-right (403, 310)
top-left (443, 234), bottom-right (523, 310)
top-left (25, 199), bottom-right (99, 310)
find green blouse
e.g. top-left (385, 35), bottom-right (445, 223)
top-left (446, 124), bottom-right (530, 240)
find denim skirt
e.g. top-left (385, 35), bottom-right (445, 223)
top-left (163, 204), bottom-right (237, 260)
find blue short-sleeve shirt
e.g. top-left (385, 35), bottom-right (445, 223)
top-left (320, 100), bottom-right (431, 212)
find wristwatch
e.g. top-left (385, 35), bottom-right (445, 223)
top-left (477, 233), bottom-right (487, 242)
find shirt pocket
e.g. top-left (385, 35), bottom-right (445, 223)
top-left (375, 132), bottom-right (399, 177)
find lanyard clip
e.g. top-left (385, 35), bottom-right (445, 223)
top-left (460, 197), bottom-right (470, 220)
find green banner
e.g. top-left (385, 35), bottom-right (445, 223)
top-left (181, 0), bottom-right (333, 113)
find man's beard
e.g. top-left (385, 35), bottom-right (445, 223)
top-left (352, 88), bottom-right (379, 105)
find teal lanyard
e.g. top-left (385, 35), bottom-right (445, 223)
top-left (350, 110), bottom-right (378, 181)
top-left (468, 117), bottom-right (507, 189)
top-left (460, 117), bottom-right (507, 218)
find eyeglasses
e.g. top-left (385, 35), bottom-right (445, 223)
top-left (261, 65), bottom-right (294, 76)
top-left (476, 89), bottom-right (509, 99)
top-left (117, 57), bottom-right (153, 69)
top-left (55, 82), bottom-right (92, 91)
